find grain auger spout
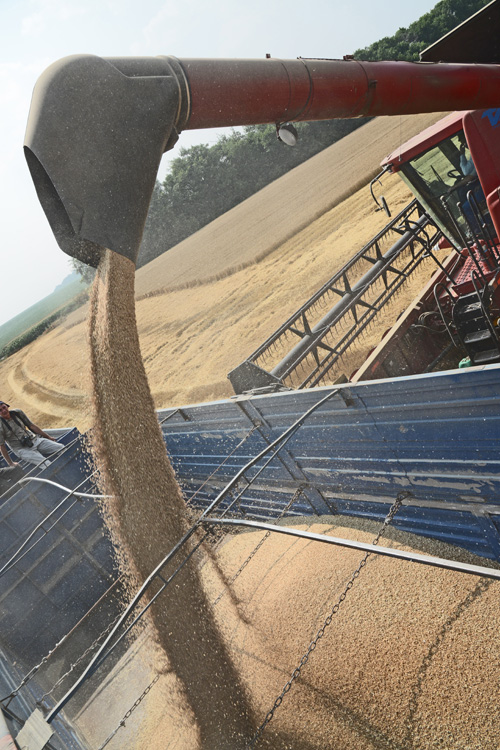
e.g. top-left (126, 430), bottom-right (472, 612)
top-left (24, 53), bottom-right (500, 267)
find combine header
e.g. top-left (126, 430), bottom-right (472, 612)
top-left (228, 199), bottom-right (444, 392)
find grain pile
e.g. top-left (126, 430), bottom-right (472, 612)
top-left (135, 519), bottom-right (500, 750)
top-left (88, 249), bottom-right (255, 749)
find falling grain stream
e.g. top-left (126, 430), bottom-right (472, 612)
top-left (88, 250), bottom-right (255, 748)
top-left (87, 250), bottom-right (500, 750)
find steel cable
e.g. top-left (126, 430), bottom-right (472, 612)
top-left (0, 471), bottom-right (105, 578)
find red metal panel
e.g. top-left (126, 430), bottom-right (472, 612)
top-left (465, 109), bottom-right (500, 241)
top-left (382, 111), bottom-right (466, 170)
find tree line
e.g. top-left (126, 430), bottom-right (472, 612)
top-left (354, 0), bottom-right (490, 61)
top-left (72, 0), bottom-right (489, 277)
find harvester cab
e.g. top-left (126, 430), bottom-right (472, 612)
top-left (381, 111), bottom-right (495, 251)
top-left (381, 109), bottom-right (500, 368)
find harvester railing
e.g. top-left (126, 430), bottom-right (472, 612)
top-left (228, 199), bottom-right (443, 393)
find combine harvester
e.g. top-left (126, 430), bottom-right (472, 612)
top-left (228, 109), bottom-right (500, 391)
top-left (2, 2), bottom-right (500, 747)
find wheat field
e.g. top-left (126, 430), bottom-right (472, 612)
top-left (0, 112), bottom-right (446, 430)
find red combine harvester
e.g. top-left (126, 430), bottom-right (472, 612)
top-left (352, 108), bottom-right (500, 383)
top-left (226, 106), bottom-right (500, 392)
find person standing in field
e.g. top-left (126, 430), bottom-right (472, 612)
top-left (0, 401), bottom-right (64, 468)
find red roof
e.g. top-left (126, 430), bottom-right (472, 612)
top-left (381, 111), bottom-right (469, 172)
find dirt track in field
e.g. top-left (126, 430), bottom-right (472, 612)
top-left (0, 112), bottom-right (446, 429)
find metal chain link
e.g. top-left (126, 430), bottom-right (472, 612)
top-left (3, 611), bottom-right (121, 706)
top-left (185, 424), bottom-right (260, 507)
top-left (247, 490), bottom-right (410, 748)
top-left (1, 638), bottom-right (62, 706)
top-left (97, 673), bottom-right (160, 750)
top-left (36, 610), bottom-right (136, 707)
top-left (1, 575), bottom-right (125, 706)
top-left (212, 485), bottom-right (306, 607)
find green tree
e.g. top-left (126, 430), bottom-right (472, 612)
top-left (355, 0), bottom-right (490, 60)
top-left (136, 0), bottom-right (489, 267)
top-left (69, 256), bottom-right (96, 285)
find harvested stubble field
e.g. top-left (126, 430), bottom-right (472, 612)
top-left (5, 110), bottom-right (500, 749)
top-left (0, 112), bottom-right (448, 429)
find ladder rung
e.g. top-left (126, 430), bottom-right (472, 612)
top-left (464, 329), bottom-right (494, 345)
top-left (455, 301), bottom-right (482, 318)
top-left (473, 348), bottom-right (500, 364)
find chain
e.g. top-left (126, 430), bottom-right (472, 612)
top-left (186, 425), bottom-right (260, 507)
top-left (36, 611), bottom-right (132, 707)
top-left (247, 490), bottom-right (410, 748)
top-left (212, 485), bottom-right (306, 607)
top-left (2, 614), bottom-right (119, 706)
top-left (97, 673), bottom-right (160, 750)
top-left (1, 640), bottom-right (62, 706)
top-left (1, 575), bottom-right (125, 706)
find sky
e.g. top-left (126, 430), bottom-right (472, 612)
top-left (0, 0), bottom-right (441, 326)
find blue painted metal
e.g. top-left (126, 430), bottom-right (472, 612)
top-left (3, 361), bottom-right (498, 620)
top-left (158, 363), bottom-right (500, 560)
top-left (0, 436), bottom-right (119, 668)
top-left (1, 359), bottom-right (498, 740)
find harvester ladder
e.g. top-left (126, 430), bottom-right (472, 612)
top-left (438, 187), bottom-right (500, 366)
